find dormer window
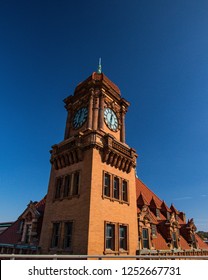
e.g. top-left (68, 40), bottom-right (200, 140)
top-left (151, 224), bottom-right (157, 237)
top-left (142, 228), bottom-right (149, 249)
top-left (18, 220), bottom-right (24, 234)
top-left (191, 234), bottom-right (197, 249)
top-left (25, 224), bottom-right (32, 244)
top-left (156, 208), bottom-right (160, 218)
top-left (172, 232), bottom-right (178, 249)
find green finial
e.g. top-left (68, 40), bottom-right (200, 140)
top-left (97, 57), bottom-right (102, 74)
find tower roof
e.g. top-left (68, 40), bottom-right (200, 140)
top-left (74, 72), bottom-right (121, 96)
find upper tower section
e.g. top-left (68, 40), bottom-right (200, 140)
top-left (64, 71), bottom-right (129, 143)
top-left (50, 70), bottom-right (137, 173)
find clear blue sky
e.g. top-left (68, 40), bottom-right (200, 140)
top-left (0, 0), bottom-right (208, 231)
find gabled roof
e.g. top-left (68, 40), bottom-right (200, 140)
top-left (136, 178), bottom-right (187, 224)
top-left (0, 196), bottom-right (46, 246)
top-left (35, 196), bottom-right (46, 213)
top-left (137, 192), bottom-right (149, 207)
top-left (150, 196), bottom-right (161, 209)
top-left (138, 204), bottom-right (158, 224)
top-left (170, 204), bottom-right (180, 215)
top-left (161, 201), bottom-right (171, 212)
top-left (135, 177), bottom-right (208, 252)
top-left (136, 178), bottom-right (163, 207)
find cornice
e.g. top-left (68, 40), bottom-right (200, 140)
top-left (50, 131), bottom-right (137, 173)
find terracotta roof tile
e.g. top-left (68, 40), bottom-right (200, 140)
top-left (0, 220), bottom-right (21, 244)
top-left (195, 234), bottom-right (208, 249)
top-left (161, 201), bottom-right (171, 212)
top-left (179, 234), bottom-right (191, 249)
top-left (137, 192), bottom-right (149, 206)
top-left (136, 178), bottom-right (163, 207)
top-left (35, 195), bottom-right (46, 213)
top-left (153, 231), bottom-right (169, 250)
top-left (74, 72), bottom-right (121, 96)
top-left (150, 196), bottom-right (161, 209)
top-left (170, 204), bottom-right (180, 215)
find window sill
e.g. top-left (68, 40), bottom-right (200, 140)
top-left (53, 195), bottom-right (80, 202)
top-left (104, 249), bottom-right (129, 255)
top-left (102, 195), bottom-right (129, 205)
top-left (49, 248), bottom-right (73, 254)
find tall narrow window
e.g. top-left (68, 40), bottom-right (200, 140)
top-left (106, 224), bottom-right (115, 250)
top-left (63, 175), bottom-right (71, 197)
top-left (18, 220), bottom-right (24, 234)
top-left (55, 177), bottom-right (62, 199)
top-left (172, 232), bottom-right (178, 248)
top-left (104, 173), bottom-right (110, 197)
top-left (119, 225), bottom-right (127, 250)
top-left (122, 180), bottom-right (128, 202)
top-left (142, 228), bottom-right (149, 249)
top-left (51, 223), bottom-right (60, 248)
top-left (25, 224), bottom-right (32, 244)
top-left (191, 233), bottom-right (197, 249)
top-left (151, 224), bottom-right (157, 236)
top-left (113, 177), bottom-right (119, 199)
top-left (72, 172), bottom-right (80, 195)
top-left (63, 222), bottom-right (73, 250)
top-left (156, 208), bottom-right (160, 218)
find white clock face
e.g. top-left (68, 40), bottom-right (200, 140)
top-left (73, 107), bottom-right (88, 129)
top-left (104, 108), bottom-right (118, 131)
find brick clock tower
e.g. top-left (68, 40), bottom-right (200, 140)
top-left (40, 68), bottom-right (138, 255)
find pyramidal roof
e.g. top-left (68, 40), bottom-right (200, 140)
top-left (74, 72), bottom-right (121, 96)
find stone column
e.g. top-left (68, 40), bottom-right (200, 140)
top-left (64, 104), bottom-right (72, 139)
top-left (98, 90), bottom-right (105, 130)
top-left (120, 107), bottom-right (126, 143)
top-left (92, 91), bottom-right (99, 130)
top-left (87, 91), bottom-right (93, 130)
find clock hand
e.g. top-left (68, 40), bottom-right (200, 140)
top-left (80, 110), bottom-right (84, 123)
top-left (78, 111), bottom-right (81, 123)
top-left (110, 113), bottom-right (113, 124)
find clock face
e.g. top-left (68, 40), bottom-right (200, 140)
top-left (73, 107), bottom-right (88, 129)
top-left (104, 108), bottom-right (118, 131)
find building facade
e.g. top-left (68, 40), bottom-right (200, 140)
top-left (39, 71), bottom-right (138, 256)
top-left (0, 70), bottom-right (208, 256)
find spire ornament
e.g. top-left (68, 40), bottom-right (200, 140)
top-left (97, 57), bottom-right (102, 74)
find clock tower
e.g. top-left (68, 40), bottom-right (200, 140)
top-left (40, 70), bottom-right (138, 255)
